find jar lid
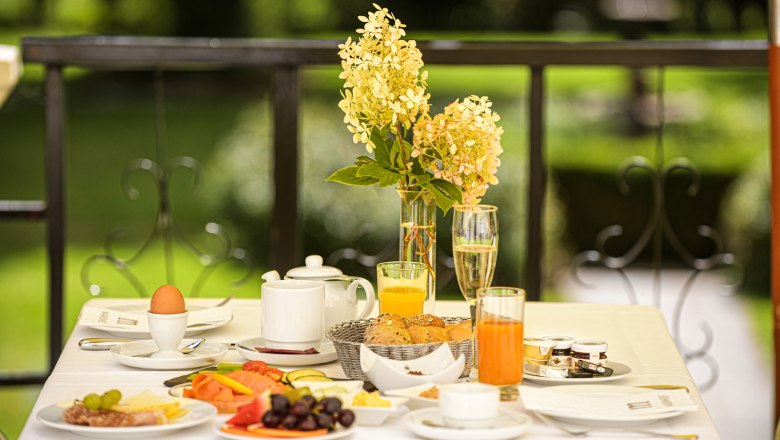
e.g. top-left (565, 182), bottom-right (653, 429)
top-left (524, 338), bottom-right (557, 349)
top-left (285, 255), bottom-right (343, 279)
top-left (572, 340), bottom-right (608, 353)
top-left (542, 335), bottom-right (574, 350)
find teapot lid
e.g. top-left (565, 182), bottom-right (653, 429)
top-left (286, 255), bottom-right (343, 279)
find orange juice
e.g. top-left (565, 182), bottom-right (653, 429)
top-left (477, 318), bottom-right (524, 385)
top-left (378, 286), bottom-right (426, 317)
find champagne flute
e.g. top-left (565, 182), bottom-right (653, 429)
top-left (452, 205), bottom-right (498, 380)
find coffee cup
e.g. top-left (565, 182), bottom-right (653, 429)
top-left (261, 279), bottom-right (325, 350)
top-left (439, 383), bottom-right (500, 428)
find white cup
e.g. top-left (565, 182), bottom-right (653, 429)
top-left (261, 279), bottom-right (325, 350)
top-left (147, 311), bottom-right (188, 358)
top-left (439, 383), bottom-right (500, 428)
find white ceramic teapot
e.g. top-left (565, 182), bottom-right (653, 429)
top-left (261, 255), bottom-right (375, 332)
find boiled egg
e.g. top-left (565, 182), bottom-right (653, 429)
top-left (150, 285), bottom-right (186, 314)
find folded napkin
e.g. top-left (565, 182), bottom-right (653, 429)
top-left (521, 386), bottom-right (698, 417)
top-left (79, 306), bottom-right (232, 331)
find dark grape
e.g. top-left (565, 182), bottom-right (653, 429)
top-left (298, 416), bottom-right (318, 431)
top-left (316, 412), bottom-right (333, 429)
top-left (262, 411), bottom-right (282, 429)
top-left (337, 409), bottom-right (355, 428)
top-left (271, 394), bottom-right (291, 413)
top-left (299, 395), bottom-right (316, 408)
top-left (281, 415), bottom-right (298, 430)
top-left (290, 401), bottom-right (310, 418)
top-left (321, 398), bottom-right (342, 415)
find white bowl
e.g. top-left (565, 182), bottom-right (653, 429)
top-left (360, 344), bottom-right (465, 392)
top-left (347, 396), bottom-right (409, 426)
top-left (384, 383), bottom-right (439, 410)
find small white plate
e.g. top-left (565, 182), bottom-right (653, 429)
top-left (214, 421), bottom-right (356, 439)
top-left (534, 385), bottom-right (687, 427)
top-left (110, 339), bottom-right (228, 370)
top-left (36, 398), bottom-right (216, 439)
top-left (522, 361), bottom-right (632, 384)
top-left (348, 396), bottom-right (409, 426)
top-left (83, 304), bottom-right (233, 338)
top-left (236, 337), bottom-right (338, 366)
top-left (404, 408), bottom-right (532, 440)
top-left (384, 383), bottom-right (439, 410)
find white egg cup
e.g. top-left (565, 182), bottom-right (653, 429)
top-left (147, 311), bottom-right (188, 358)
top-left (439, 382), bottom-right (500, 428)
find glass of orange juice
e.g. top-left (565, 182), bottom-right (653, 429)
top-left (476, 286), bottom-right (525, 400)
top-left (377, 261), bottom-right (428, 317)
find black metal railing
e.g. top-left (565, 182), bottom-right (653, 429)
top-left (6, 36), bottom-right (766, 386)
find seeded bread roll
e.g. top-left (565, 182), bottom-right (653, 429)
top-left (446, 320), bottom-right (471, 341)
top-left (407, 325), bottom-right (449, 344)
top-left (364, 324), bottom-right (412, 345)
top-left (370, 313), bottom-right (406, 329)
top-left (402, 314), bottom-right (445, 328)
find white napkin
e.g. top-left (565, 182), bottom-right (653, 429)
top-left (521, 386), bottom-right (698, 417)
top-left (79, 306), bottom-right (232, 331)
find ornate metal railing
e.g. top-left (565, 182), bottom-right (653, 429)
top-left (5, 37), bottom-right (765, 388)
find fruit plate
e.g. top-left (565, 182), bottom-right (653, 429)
top-left (36, 398), bottom-right (216, 439)
top-left (214, 421), bottom-right (356, 439)
top-left (237, 338), bottom-right (338, 366)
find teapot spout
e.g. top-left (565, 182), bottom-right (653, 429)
top-left (261, 270), bottom-right (282, 282)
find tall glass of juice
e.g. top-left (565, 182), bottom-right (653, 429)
top-left (377, 261), bottom-right (428, 317)
top-left (476, 286), bottom-right (525, 400)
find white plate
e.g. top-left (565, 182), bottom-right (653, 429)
top-left (214, 420), bottom-right (356, 439)
top-left (36, 398), bottom-right (216, 439)
top-left (522, 361), bottom-right (632, 384)
top-left (384, 383), bottom-right (440, 410)
top-left (348, 396), bottom-right (409, 426)
top-left (535, 385), bottom-right (685, 427)
top-left (236, 338), bottom-right (338, 366)
top-left (84, 304), bottom-right (233, 338)
top-left (404, 408), bottom-right (532, 440)
top-left (110, 339), bottom-right (228, 370)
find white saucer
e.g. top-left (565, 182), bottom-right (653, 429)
top-left (84, 304), bottom-right (233, 338)
top-left (404, 408), bottom-right (532, 440)
top-left (36, 398), bottom-right (216, 439)
top-left (236, 337), bottom-right (338, 366)
top-left (110, 339), bottom-right (228, 370)
top-left (533, 385), bottom-right (688, 427)
top-left (522, 361), bottom-right (632, 384)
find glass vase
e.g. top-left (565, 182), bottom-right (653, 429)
top-left (398, 189), bottom-right (436, 313)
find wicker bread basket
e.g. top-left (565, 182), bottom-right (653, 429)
top-left (325, 317), bottom-right (472, 381)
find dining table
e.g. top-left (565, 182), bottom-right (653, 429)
top-left (19, 297), bottom-right (721, 439)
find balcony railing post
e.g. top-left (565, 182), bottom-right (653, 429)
top-left (271, 65), bottom-right (301, 273)
top-left (525, 65), bottom-right (545, 301)
top-left (44, 64), bottom-right (65, 373)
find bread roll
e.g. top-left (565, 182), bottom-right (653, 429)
top-left (408, 325), bottom-right (449, 344)
top-left (402, 314), bottom-right (445, 328)
top-left (364, 324), bottom-right (412, 345)
top-left (446, 320), bottom-right (471, 341)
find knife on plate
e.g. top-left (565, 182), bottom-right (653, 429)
top-left (79, 338), bottom-right (235, 351)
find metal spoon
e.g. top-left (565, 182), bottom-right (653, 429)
top-left (533, 411), bottom-right (699, 439)
top-left (133, 338), bottom-right (206, 358)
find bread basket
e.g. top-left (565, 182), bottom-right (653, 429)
top-left (325, 317), bottom-right (472, 381)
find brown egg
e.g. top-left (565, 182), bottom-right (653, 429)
top-left (150, 285), bottom-right (186, 314)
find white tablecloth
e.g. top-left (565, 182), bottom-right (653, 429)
top-left (20, 299), bottom-right (720, 439)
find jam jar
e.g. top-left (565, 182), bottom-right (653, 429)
top-left (523, 338), bottom-right (557, 365)
top-left (542, 336), bottom-right (574, 367)
top-left (571, 340), bottom-right (608, 367)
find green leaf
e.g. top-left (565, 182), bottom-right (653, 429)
top-left (357, 162), bottom-right (402, 187)
top-left (326, 166), bottom-right (379, 186)
top-left (371, 128), bottom-right (393, 169)
top-left (423, 179), bottom-right (463, 214)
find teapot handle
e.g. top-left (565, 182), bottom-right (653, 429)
top-left (348, 277), bottom-right (376, 320)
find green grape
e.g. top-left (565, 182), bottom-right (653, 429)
top-left (104, 389), bottom-right (122, 404)
top-left (100, 391), bottom-right (120, 409)
top-left (83, 393), bottom-right (101, 411)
